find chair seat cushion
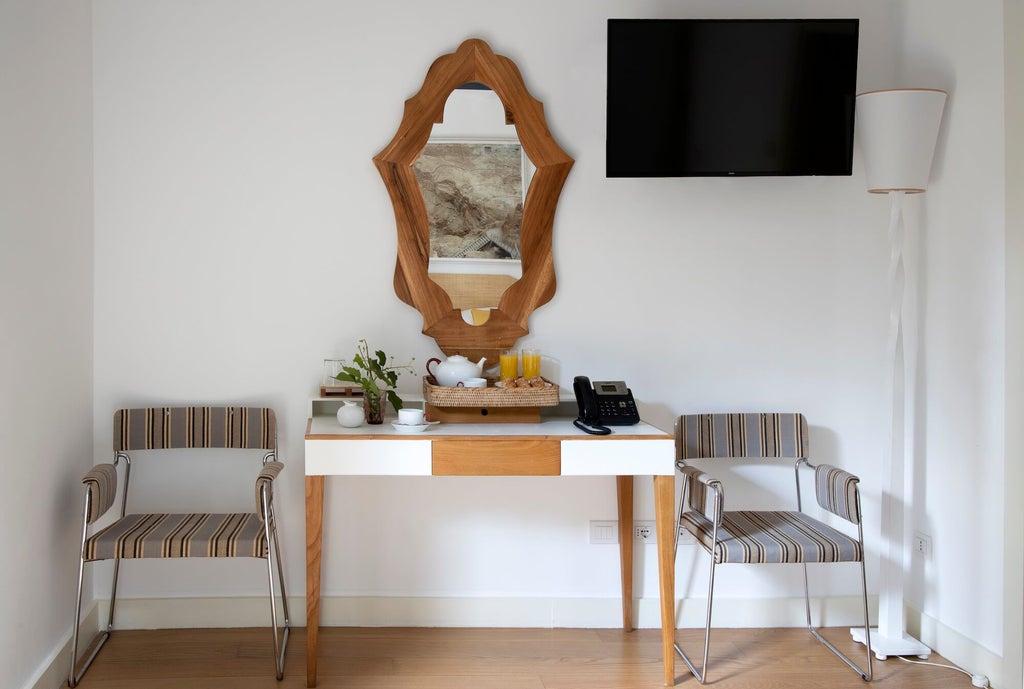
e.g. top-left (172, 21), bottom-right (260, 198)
top-left (84, 513), bottom-right (268, 561)
top-left (681, 510), bottom-right (862, 564)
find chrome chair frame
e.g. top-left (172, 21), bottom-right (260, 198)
top-left (794, 458), bottom-right (873, 681)
top-left (673, 414), bottom-right (873, 684)
top-left (259, 457), bottom-right (291, 680)
top-left (69, 451), bottom-right (130, 687)
top-left (673, 469), bottom-right (723, 684)
top-left (69, 408), bottom-right (290, 687)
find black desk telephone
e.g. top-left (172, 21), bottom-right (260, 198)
top-left (573, 376), bottom-right (640, 435)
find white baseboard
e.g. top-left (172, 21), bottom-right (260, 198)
top-left (36, 597), bottom-right (1004, 689)
top-left (97, 592), bottom-right (875, 630)
top-left (25, 603), bottom-right (97, 689)
top-left (908, 607), bottom-right (1003, 689)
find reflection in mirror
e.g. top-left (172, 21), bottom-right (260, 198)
top-left (414, 85), bottom-right (531, 324)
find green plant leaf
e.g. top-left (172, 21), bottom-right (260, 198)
top-left (337, 340), bottom-right (414, 408)
top-left (386, 389), bottom-right (404, 412)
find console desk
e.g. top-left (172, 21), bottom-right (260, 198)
top-left (304, 408), bottom-right (677, 687)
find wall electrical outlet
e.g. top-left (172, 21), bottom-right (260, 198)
top-left (913, 531), bottom-right (932, 559)
top-left (634, 520), bottom-right (657, 544)
top-left (590, 520), bottom-right (694, 546)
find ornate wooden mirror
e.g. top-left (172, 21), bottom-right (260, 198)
top-left (374, 39), bottom-right (573, 364)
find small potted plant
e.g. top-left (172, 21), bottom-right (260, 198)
top-left (333, 339), bottom-right (415, 424)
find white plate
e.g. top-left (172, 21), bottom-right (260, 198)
top-left (391, 422), bottom-right (435, 434)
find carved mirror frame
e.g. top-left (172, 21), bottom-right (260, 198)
top-left (373, 39), bottom-right (573, 363)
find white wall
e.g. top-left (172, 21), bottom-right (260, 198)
top-left (0, 3), bottom-right (94, 689)
top-left (89, 0), bottom-right (889, 604)
top-left (77, 0), bottom-right (1010, 684)
top-left (1002, 0), bottom-right (1023, 686)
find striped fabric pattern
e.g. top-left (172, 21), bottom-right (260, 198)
top-left (82, 463), bottom-right (118, 525)
top-left (255, 461), bottom-right (284, 513)
top-left (815, 464), bottom-right (861, 524)
top-left (678, 465), bottom-right (721, 522)
top-left (678, 413), bottom-right (808, 460)
top-left (84, 512), bottom-right (268, 561)
top-left (113, 407), bottom-right (276, 452)
top-left (680, 509), bottom-right (862, 564)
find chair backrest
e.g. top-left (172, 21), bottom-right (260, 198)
top-left (113, 406), bottom-right (277, 452)
top-left (677, 413), bottom-right (808, 461)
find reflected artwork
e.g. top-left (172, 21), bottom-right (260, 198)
top-left (413, 142), bottom-right (524, 260)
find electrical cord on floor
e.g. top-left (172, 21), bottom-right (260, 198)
top-left (897, 656), bottom-right (989, 687)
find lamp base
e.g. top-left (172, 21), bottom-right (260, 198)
top-left (850, 627), bottom-right (931, 660)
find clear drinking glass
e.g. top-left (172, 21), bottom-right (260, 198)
top-left (521, 348), bottom-right (541, 379)
top-left (500, 349), bottom-right (519, 380)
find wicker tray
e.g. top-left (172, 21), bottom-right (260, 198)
top-left (422, 376), bottom-right (559, 408)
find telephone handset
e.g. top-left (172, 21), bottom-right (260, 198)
top-left (573, 376), bottom-right (640, 435)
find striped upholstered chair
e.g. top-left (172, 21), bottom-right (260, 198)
top-left (68, 406), bottom-right (289, 686)
top-left (674, 413), bottom-right (872, 683)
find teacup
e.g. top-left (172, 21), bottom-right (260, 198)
top-left (461, 377), bottom-right (487, 388)
top-left (397, 408), bottom-right (425, 425)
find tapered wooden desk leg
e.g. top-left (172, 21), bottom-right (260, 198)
top-left (305, 475), bottom-right (324, 688)
top-left (654, 474), bottom-right (676, 685)
top-left (616, 475), bottom-right (634, 631)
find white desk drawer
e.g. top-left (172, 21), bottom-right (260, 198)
top-left (560, 438), bottom-right (674, 476)
top-left (305, 439), bottom-right (432, 475)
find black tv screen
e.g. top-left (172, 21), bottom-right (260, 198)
top-left (606, 18), bottom-right (859, 177)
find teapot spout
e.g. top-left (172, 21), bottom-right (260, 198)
top-left (475, 357), bottom-right (487, 370)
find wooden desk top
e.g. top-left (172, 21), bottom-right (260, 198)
top-left (305, 414), bottom-right (671, 439)
top-left (304, 415), bottom-right (674, 477)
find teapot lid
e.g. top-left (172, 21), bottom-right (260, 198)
top-left (446, 354), bottom-right (468, 362)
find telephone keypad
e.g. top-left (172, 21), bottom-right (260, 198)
top-left (597, 397), bottom-right (638, 423)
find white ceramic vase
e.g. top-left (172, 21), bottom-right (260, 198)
top-left (336, 400), bottom-right (364, 428)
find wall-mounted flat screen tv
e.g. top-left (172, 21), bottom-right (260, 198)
top-left (606, 18), bottom-right (859, 177)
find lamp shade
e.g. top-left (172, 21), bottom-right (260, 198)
top-left (856, 89), bottom-right (947, 193)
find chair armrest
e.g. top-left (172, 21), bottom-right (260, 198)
top-left (794, 458), bottom-right (860, 524)
top-left (254, 461), bottom-right (284, 516)
top-left (801, 462), bottom-right (861, 525)
top-left (677, 464), bottom-right (723, 525)
top-left (82, 464), bottom-right (118, 524)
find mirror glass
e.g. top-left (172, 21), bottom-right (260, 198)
top-left (413, 85), bottom-right (533, 325)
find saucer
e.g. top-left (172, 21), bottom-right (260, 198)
top-left (391, 421), bottom-right (435, 434)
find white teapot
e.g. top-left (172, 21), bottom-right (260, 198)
top-left (425, 354), bottom-right (487, 387)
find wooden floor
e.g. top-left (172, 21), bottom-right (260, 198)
top-left (71, 626), bottom-right (970, 689)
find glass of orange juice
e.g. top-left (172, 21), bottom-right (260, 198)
top-left (500, 349), bottom-right (519, 380)
top-left (522, 348), bottom-right (541, 379)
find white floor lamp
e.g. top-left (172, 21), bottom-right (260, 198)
top-left (851, 88), bottom-right (947, 659)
